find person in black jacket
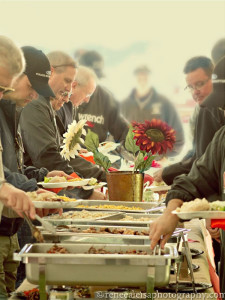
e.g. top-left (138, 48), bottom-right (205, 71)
top-left (150, 56), bottom-right (225, 293)
top-left (154, 56), bottom-right (214, 184)
top-left (76, 50), bottom-right (129, 143)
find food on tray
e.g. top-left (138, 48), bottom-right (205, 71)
top-left (76, 204), bottom-right (143, 211)
top-left (152, 180), bottom-right (166, 186)
top-left (27, 191), bottom-right (77, 202)
top-left (87, 246), bottom-right (148, 255)
top-left (49, 210), bottom-right (112, 219)
top-left (47, 244), bottom-right (70, 254)
top-left (121, 215), bottom-right (152, 222)
top-left (67, 178), bottom-right (83, 182)
top-left (68, 226), bottom-right (149, 236)
top-left (176, 198), bottom-right (210, 213)
top-left (44, 176), bottom-right (67, 183)
top-left (210, 201), bottom-right (225, 211)
top-left (88, 177), bottom-right (98, 186)
top-left (23, 288), bottom-right (43, 299)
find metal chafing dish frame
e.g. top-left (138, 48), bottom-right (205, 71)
top-left (17, 243), bottom-right (180, 299)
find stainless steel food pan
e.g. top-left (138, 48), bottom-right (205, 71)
top-left (39, 224), bottom-right (181, 245)
top-left (76, 200), bottom-right (165, 213)
top-left (18, 243), bottom-right (179, 287)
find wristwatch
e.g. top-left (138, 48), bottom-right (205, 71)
top-left (0, 179), bottom-right (6, 191)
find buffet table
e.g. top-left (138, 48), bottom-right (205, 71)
top-left (10, 218), bottom-right (217, 299)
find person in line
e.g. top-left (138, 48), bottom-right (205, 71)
top-left (0, 45), bottom-right (73, 297)
top-left (154, 56), bottom-right (214, 184)
top-left (121, 64), bottom-right (184, 156)
top-left (20, 51), bottom-right (106, 200)
top-left (76, 50), bottom-right (129, 144)
top-left (149, 56), bottom-right (225, 293)
top-left (0, 36), bottom-right (35, 221)
top-left (57, 65), bottom-right (97, 129)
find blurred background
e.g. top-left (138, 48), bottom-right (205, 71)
top-left (1, 0), bottom-right (225, 151)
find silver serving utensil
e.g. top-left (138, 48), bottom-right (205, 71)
top-left (35, 214), bottom-right (56, 234)
top-left (180, 232), bottom-right (196, 293)
top-left (22, 213), bottom-right (44, 243)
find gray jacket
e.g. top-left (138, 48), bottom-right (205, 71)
top-left (121, 88), bottom-right (185, 156)
top-left (20, 96), bottom-right (106, 199)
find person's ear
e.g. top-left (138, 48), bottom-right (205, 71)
top-left (72, 81), bottom-right (78, 90)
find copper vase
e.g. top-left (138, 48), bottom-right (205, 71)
top-left (106, 171), bottom-right (144, 202)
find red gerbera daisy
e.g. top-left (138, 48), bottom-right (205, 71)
top-left (132, 119), bottom-right (176, 155)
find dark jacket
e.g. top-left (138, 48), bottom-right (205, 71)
top-left (20, 96), bottom-right (106, 199)
top-left (75, 85), bottom-right (129, 143)
top-left (0, 99), bottom-right (40, 236)
top-left (165, 126), bottom-right (225, 292)
top-left (121, 88), bottom-right (185, 156)
top-left (162, 102), bottom-right (225, 185)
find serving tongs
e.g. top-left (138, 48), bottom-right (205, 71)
top-left (23, 213), bottom-right (56, 242)
top-left (23, 213), bottom-right (44, 243)
top-left (175, 232), bottom-right (196, 293)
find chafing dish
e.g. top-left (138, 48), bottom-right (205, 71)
top-left (76, 200), bottom-right (165, 213)
top-left (17, 243), bottom-right (179, 288)
top-left (44, 212), bottom-right (161, 227)
top-left (39, 224), bottom-right (186, 245)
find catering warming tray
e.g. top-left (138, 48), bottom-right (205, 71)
top-left (44, 212), bottom-right (162, 227)
top-left (39, 225), bottom-right (185, 245)
top-left (75, 200), bottom-right (165, 213)
top-left (18, 243), bottom-right (179, 287)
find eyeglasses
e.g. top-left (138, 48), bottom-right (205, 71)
top-left (0, 85), bottom-right (15, 95)
top-left (184, 79), bottom-right (210, 92)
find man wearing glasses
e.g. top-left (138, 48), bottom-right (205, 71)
top-left (153, 56), bottom-right (214, 184)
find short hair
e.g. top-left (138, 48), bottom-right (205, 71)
top-left (0, 35), bottom-right (25, 77)
top-left (76, 66), bottom-right (98, 86)
top-left (47, 51), bottom-right (77, 73)
top-left (183, 56), bottom-right (214, 77)
top-left (211, 38), bottom-right (225, 65)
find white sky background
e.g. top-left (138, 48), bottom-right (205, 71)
top-left (0, 0), bottom-right (225, 101)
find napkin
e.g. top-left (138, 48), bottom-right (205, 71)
top-left (211, 219), bottom-right (225, 230)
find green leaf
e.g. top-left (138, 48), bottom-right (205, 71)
top-left (69, 128), bottom-right (82, 151)
top-left (135, 153), bottom-right (155, 173)
top-left (125, 127), bottom-right (139, 155)
top-left (134, 152), bottom-right (144, 172)
top-left (84, 129), bottom-right (99, 152)
top-left (93, 150), bottom-right (112, 172)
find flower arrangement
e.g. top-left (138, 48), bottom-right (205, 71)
top-left (84, 119), bottom-right (176, 173)
top-left (60, 118), bottom-right (176, 173)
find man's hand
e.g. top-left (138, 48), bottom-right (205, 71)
top-left (47, 170), bottom-right (74, 180)
top-left (0, 183), bottom-right (36, 219)
top-left (153, 168), bottom-right (163, 183)
top-left (149, 199), bottom-right (183, 249)
top-left (88, 190), bottom-right (107, 200)
top-left (206, 219), bottom-right (221, 242)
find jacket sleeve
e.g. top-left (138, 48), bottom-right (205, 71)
top-left (164, 101), bottom-right (185, 156)
top-left (195, 107), bottom-right (225, 157)
top-left (20, 100), bottom-right (74, 174)
top-left (4, 166), bottom-right (38, 192)
top-left (24, 166), bottom-right (49, 182)
top-left (162, 155), bottom-right (195, 185)
top-left (165, 127), bottom-right (224, 204)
